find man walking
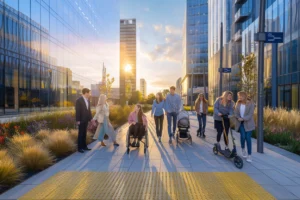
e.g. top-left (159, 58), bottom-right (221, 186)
top-left (76, 88), bottom-right (92, 153)
top-left (165, 86), bottom-right (183, 144)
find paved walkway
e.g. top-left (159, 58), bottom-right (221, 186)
top-left (1, 113), bottom-right (300, 199)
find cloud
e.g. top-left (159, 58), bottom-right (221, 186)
top-left (165, 25), bottom-right (181, 35)
top-left (137, 22), bottom-right (144, 28)
top-left (153, 24), bottom-right (163, 31)
top-left (145, 29), bottom-right (182, 62)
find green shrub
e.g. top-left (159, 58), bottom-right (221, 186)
top-left (0, 150), bottom-right (22, 186)
top-left (15, 145), bottom-right (54, 172)
top-left (44, 130), bottom-right (76, 157)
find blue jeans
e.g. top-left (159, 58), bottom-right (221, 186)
top-left (239, 123), bottom-right (252, 155)
top-left (197, 114), bottom-right (206, 132)
top-left (167, 112), bottom-right (177, 138)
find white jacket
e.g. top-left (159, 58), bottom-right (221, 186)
top-left (93, 104), bottom-right (109, 123)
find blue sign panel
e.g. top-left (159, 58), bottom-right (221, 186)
top-left (222, 68), bottom-right (231, 73)
top-left (265, 32), bottom-right (284, 43)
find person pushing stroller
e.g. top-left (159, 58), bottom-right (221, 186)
top-left (213, 91), bottom-right (235, 150)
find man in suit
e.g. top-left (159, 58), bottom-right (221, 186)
top-left (76, 88), bottom-right (92, 153)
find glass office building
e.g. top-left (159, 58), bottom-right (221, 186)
top-left (209, 0), bottom-right (300, 109)
top-left (182, 0), bottom-right (208, 105)
top-left (0, 0), bottom-right (100, 115)
top-left (208, 0), bottom-right (232, 105)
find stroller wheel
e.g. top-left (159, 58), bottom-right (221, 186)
top-left (234, 156), bottom-right (243, 169)
top-left (213, 146), bottom-right (218, 155)
top-left (176, 135), bottom-right (179, 145)
top-left (126, 148), bottom-right (130, 154)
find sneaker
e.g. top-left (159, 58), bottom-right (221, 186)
top-left (246, 155), bottom-right (252, 163)
top-left (172, 133), bottom-right (175, 139)
top-left (196, 130), bottom-right (200, 137)
top-left (158, 137), bottom-right (161, 143)
top-left (242, 149), bottom-right (247, 158)
top-left (169, 138), bottom-right (172, 144)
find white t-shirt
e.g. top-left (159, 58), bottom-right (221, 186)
top-left (240, 104), bottom-right (246, 118)
top-left (83, 96), bottom-right (89, 109)
top-left (199, 101), bottom-right (203, 113)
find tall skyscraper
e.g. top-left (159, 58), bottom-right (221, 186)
top-left (181, 0), bottom-right (208, 105)
top-left (208, 0), bottom-right (232, 105)
top-left (120, 19), bottom-right (137, 99)
top-left (140, 79), bottom-right (147, 98)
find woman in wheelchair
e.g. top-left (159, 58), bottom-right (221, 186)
top-left (128, 104), bottom-right (148, 147)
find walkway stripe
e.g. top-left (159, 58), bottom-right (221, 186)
top-left (19, 171), bottom-right (275, 200)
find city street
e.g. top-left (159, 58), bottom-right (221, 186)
top-left (1, 112), bottom-right (300, 199)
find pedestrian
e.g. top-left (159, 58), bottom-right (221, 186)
top-left (93, 94), bottom-right (119, 147)
top-left (128, 104), bottom-right (148, 147)
top-left (151, 92), bottom-right (165, 142)
top-left (213, 91), bottom-right (235, 150)
top-left (165, 86), bottom-right (183, 144)
top-left (75, 88), bottom-right (93, 153)
top-left (234, 91), bottom-right (255, 162)
top-left (195, 93), bottom-right (208, 137)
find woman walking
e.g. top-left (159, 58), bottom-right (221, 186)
top-left (151, 92), bottom-right (165, 142)
top-left (93, 94), bottom-right (119, 147)
top-left (128, 104), bottom-right (148, 147)
top-left (234, 91), bottom-right (255, 162)
top-left (213, 91), bottom-right (235, 149)
top-left (195, 93), bottom-right (208, 138)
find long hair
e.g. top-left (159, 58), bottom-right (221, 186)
top-left (237, 91), bottom-right (250, 104)
top-left (195, 93), bottom-right (207, 105)
top-left (156, 92), bottom-right (164, 103)
top-left (97, 94), bottom-right (106, 108)
top-left (220, 91), bottom-right (233, 106)
top-left (136, 104), bottom-right (144, 123)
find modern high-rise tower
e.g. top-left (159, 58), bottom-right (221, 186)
top-left (120, 19), bottom-right (137, 99)
top-left (181, 0), bottom-right (209, 105)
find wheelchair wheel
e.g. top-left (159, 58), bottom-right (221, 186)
top-left (145, 130), bottom-right (149, 148)
top-left (126, 130), bottom-right (130, 148)
top-left (126, 148), bottom-right (130, 154)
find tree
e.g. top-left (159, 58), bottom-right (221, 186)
top-left (99, 74), bottom-right (115, 98)
top-left (129, 91), bottom-right (142, 105)
top-left (146, 93), bottom-right (156, 104)
top-left (162, 89), bottom-right (170, 97)
top-left (236, 53), bottom-right (257, 101)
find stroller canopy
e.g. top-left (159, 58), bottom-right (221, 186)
top-left (177, 111), bottom-right (189, 127)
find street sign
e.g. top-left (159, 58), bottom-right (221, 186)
top-left (255, 32), bottom-right (284, 43)
top-left (222, 68), bottom-right (231, 73)
top-left (265, 32), bottom-right (284, 43)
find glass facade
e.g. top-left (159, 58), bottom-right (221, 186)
top-left (182, 0), bottom-right (208, 105)
top-left (0, 0), bottom-right (100, 115)
top-left (208, 0), bottom-right (232, 105)
top-left (239, 0), bottom-right (300, 109)
top-left (209, 0), bottom-right (300, 109)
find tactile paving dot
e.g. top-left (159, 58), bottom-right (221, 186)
top-left (19, 171), bottom-right (275, 200)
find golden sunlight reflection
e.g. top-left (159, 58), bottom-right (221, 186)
top-left (125, 64), bottom-right (132, 72)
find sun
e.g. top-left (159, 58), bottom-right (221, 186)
top-left (124, 64), bottom-right (132, 72)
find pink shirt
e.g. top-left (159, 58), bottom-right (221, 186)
top-left (128, 111), bottom-right (148, 127)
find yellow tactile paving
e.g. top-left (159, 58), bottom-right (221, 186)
top-left (19, 171), bottom-right (275, 200)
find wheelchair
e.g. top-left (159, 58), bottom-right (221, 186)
top-left (126, 126), bottom-right (149, 154)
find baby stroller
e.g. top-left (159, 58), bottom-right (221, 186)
top-left (126, 127), bottom-right (149, 154)
top-left (176, 111), bottom-right (192, 145)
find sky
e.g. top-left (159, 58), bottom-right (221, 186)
top-left (93, 0), bottom-right (186, 95)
